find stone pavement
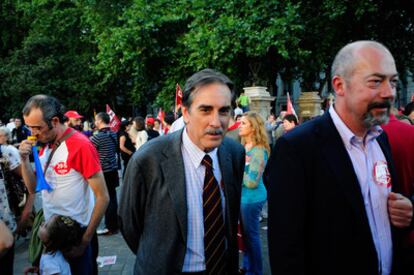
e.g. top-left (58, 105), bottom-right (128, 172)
top-left (14, 222), bottom-right (270, 274)
top-left (13, 182), bottom-right (271, 274)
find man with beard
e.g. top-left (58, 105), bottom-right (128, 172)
top-left (119, 69), bottom-right (245, 274)
top-left (267, 41), bottom-right (413, 275)
top-left (64, 110), bottom-right (84, 131)
top-left (19, 95), bottom-right (109, 274)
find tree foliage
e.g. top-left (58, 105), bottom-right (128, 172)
top-left (0, 0), bottom-right (413, 118)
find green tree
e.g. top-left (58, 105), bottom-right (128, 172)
top-left (0, 0), bottom-right (100, 118)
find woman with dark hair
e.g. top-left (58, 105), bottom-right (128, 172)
top-left (238, 112), bottom-right (270, 275)
top-left (118, 120), bottom-right (135, 175)
top-left (132, 116), bottom-right (148, 150)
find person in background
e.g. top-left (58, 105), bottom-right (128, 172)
top-left (133, 116), bottom-right (148, 150)
top-left (234, 103), bottom-right (243, 117)
top-left (11, 118), bottom-right (30, 147)
top-left (382, 108), bottom-right (414, 274)
top-left (163, 113), bottom-right (175, 135)
top-left (226, 110), bottom-right (241, 143)
top-left (64, 110), bottom-right (83, 132)
top-left (402, 101), bottom-right (414, 124)
top-left (282, 114), bottom-right (298, 133)
top-left (145, 117), bottom-right (160, 140)
top-left (238, 111), bottom-right (270, 275)
top-left (118, 120), bottom-right (135, 176)
top-left (273, 111), bottom-right (286, 141)
top-left (91, 112), bottom-right (119, 236)
top-left (168, 115), bottom-right (185, 134)
top-left (153, 118), bottom-right (164, 136)
top-left (82, 121), bottom-right (93, 138)
top-left (238, 91), bottom-right (250, 112)
top-left (265, 114), bottom-right (277, 150)
top-left (6, 119), bottom-right (15, 132)
top-left (0, 127), bottom-right (35, 275)
top-left (267, 40), bottom-right (413, 275)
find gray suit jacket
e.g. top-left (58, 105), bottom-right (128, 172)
top-left (119, 129), bottom-right (245, 275)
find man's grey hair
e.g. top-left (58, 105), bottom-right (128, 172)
top-left (22, 94), bottom-right (66, 128)
top-left (331, 40), bottom-right (393, 80)
top-left (183, 68), bottom-right (234, 108)
top-left (0, 127), bottom-right (11, 143)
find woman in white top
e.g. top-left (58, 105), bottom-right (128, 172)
top-left (132, 116), bottom-right (148, 150)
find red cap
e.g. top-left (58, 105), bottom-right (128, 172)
top-left (146, 117), bottom-right (155, 125)
top-left (65, 110), bottom-right (83, 119)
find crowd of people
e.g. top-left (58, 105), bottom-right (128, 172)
top-left (0, 40), bottom-right (414, 275)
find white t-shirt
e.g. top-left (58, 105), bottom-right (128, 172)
top-left (169, 116), bottom-right (185, 134)
top-left (0, 144), bottom-right (20, 232)
top-left (135, 130), bottom-right (148, 150)
top-left (40, 251), bottom-right (71, 275)
top-left (38, 130), bottom-right (101, 226)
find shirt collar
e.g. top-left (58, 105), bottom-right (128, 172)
top-left (329, 106), bottom-right (383, 149)
top-left (182, 127), bottom-right (218, 169)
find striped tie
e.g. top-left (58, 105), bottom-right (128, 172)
top-left (202, 155), bottom-right (226, 275)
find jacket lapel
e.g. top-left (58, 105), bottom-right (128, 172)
top-left (161, 130), bottom-right (187, 243)
top-left (316, 113), bottom-right (371, 233)
top-left (218, 143), bottom-right (236, 238)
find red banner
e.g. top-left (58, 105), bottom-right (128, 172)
top-left (286, 93), bottom-right (297, 117)
top-left (175, 83), bottom-right (183, 115)
top-left (106, 104), bottom-right (121, 132)
top-left (157, 108), bottom-right (165, 123)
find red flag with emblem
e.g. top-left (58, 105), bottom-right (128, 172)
top-left (106, 104), bottom-right (121, 132)
top-left (175, 83), bottom-right (183, 116)
top-left (286, 93), bottom-right (297, 117)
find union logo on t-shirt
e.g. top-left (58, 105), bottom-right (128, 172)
top-left (373, 160), bottom-right (391, 188)
top-left (54, 161), bottom-right (70, 175)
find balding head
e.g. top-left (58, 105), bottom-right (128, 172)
top-left (331, 41), bottom-right (394, 81)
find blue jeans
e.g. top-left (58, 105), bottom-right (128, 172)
top-left (241, 200), bottom-right (265, 275)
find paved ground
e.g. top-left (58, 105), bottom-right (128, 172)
top-left (13, 184), bottom-right (271, 274)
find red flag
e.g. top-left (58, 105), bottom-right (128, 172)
top-left (106, 104), bottom-right (121, 132)
top-left (175, 83), bottom-right (183, 115)
top-left (157, 108), bottom-right (165, 123)
top-left (286, 93), bottom-right (297, 117)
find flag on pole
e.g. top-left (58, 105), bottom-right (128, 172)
top-left (175, 83), bottom-right (183, 116)
top-left (157, 108), bottom-right (165, 133)
top-left (106, 104), bottom-right (121, 132)
top-left (286, 92), bottom-right (297, 117)
top-left (157, 108), bottom-right (165, 123)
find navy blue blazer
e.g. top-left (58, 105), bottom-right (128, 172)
top-left (266, 112), bottom-right (403, 275)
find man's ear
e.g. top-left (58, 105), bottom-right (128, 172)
top-left (51, 117), bottom-right (60, 128)
top-left (182, 106), bottom-right (190, 124)
top-left (332, 76), bottom-right (346, 97)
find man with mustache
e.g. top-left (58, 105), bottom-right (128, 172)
top-left (119, 69), bottom-right (245, 275)
top-left (267, 41), bottom-right (413, 275)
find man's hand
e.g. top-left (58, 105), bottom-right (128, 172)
top-left (24, 266), bottom-right (39, 275)
top-left (388, 192), bottom-right (413, 228)
top-left (65, 238), bottom-right (89, 258)
top-left (15, 206), bottom-right (33, 235)
top-left (19, 139), bottom-right (35, 161)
